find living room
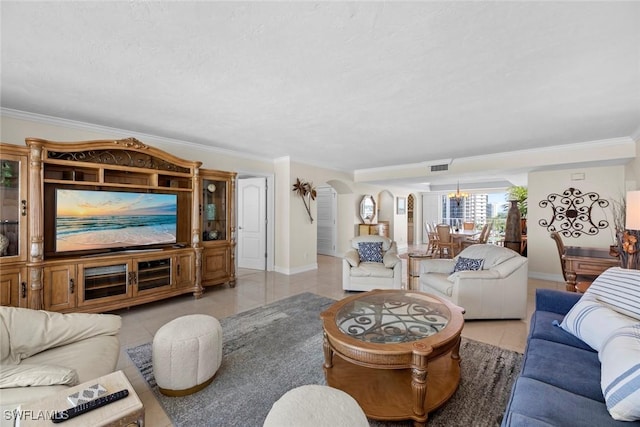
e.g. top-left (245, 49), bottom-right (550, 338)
top-left (1, 1), bottom-right (640, 426)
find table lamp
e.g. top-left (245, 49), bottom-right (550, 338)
top-left (623, 190), bottom-right (640, 269)
top-left (627, 191), bottom-right (640, 229)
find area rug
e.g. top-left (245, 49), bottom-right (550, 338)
top-left (127, 292), bottom-right (522, 427)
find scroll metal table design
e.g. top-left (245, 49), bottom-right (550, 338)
top-left (321, 290), bottom-right (465, 427)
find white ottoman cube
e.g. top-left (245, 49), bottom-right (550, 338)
top-left (263, 385), bottom-right (369, 427)
top-left (152, 314), bottom-right (222, 396)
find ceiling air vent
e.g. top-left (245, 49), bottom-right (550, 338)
top-left (430, 164), bottom-right (449, 172)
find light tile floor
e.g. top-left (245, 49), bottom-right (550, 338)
top-left (114, 252), bottom-right (566, 427)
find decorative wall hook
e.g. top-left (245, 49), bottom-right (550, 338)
top-left (538, 187), bottom-right (609, 237)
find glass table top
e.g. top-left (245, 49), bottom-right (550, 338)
top-left (335, 292), bottom-right (450, 344)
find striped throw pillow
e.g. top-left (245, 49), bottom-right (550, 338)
top-left (600, 324), bottom-right (640, 421)
top-left (585, 267), bottom-right (640, 320)
top-left (558, 295), bottom-right (637, 351)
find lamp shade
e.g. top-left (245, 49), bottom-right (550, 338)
top-left (626, 190), bottom-right (640, 230)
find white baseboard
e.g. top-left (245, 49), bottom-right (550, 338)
top-left (529, 271), bottom-right (564, 283)
top-left (274, 263), bottom-right (318, 275)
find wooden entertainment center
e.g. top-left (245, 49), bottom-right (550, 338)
top-left (0, 137), bottom-right (236, 313)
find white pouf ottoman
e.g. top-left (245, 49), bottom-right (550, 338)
top-left (263, 385), bottom-right (369, 427)
top-left (152, 314), bottom-right (222, 396)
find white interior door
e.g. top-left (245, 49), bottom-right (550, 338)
top-left (317, 186), bottom-right (336, 256)
top-left (238, 177), bottom-right (267, 270)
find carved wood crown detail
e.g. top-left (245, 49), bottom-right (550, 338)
top-left (112, 137), bottom-right (148, 150)
top-left (47, 145), bottom-right (190, 173)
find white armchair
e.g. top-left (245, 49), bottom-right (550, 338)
top-left (342, 235), bottom-right (402, 291)
top-left (418, 244), bottom-right (528, 319)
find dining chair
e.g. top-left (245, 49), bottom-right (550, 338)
top-left (436, 224), bottom-right (458, 258)
top-left (549, 231), bottom-right (592, 292)
top-left (463, 221), bottom-right (475, 231)
top-left (480, 221), bottom-right (493, 244)
top-left (424, 222), bottom-right (439, 255)
top-left (461, 223), bottom-right (488, 249)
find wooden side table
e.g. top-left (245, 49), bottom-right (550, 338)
top-left (321, 289), bottom-right (465, 427)
top-left (407, 252), bottom-right (432, 290)
top-left (13, 370), bottom-right (144, 427)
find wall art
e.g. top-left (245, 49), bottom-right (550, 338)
top-left (538, 187), bottom-right (609, 237)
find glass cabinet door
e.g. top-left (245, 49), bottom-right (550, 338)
top-left (202, 179), bottom-right (227, 242)
top-left (0, 154), bottom-right (26, 260)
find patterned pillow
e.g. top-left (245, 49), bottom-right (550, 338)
top-left (584, 267), bottom-right (640, 320)
top-left (357, 242), bottom-right (383, 263)
top-left (558, 295), bottom-right (638, 351)
top-left (453, 257), bottom-right (484, 272)
top-left (600, 324), bottom-right (640, 421)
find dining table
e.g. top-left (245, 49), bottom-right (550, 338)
top-left (450, 229), bottom-right (481, 254)
top-left (451, 229), bottom-right (480, 244)
top-left (451, 229), bottom-right (481, 239)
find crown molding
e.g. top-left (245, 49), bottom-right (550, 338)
top-left (1, 107), bottom-right (277, 165)
top-left (1, 108), bottom-right (354, 173)
top-left (355, 136), bottom-right (635, 176)
top-left (631, 125), bottom-right (640, 143)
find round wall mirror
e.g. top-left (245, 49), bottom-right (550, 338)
top-left (360, 195), bottom-right (376, 224)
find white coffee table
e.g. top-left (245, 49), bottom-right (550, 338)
top-left (14, 370), bottom-right (144, 427)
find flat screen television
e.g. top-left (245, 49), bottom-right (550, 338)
top-left (55, 188), bottom-right (178, 254)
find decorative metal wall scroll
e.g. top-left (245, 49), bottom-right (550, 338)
top-left (538, 187), bottom-right (609, 237)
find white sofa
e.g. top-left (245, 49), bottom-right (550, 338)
top-left (342, 235), bottom-right (402, 291)
top-left (0, 307), bottom-right (121, 414)
top-left (418, 244), bottom-right (528, 319)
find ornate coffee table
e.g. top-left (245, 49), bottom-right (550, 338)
top-left (320, 289), bottom-right (464, 427)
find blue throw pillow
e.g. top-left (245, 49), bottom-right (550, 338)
top-left (357, 242), bottom-right (383, 263)
top-left (453, 256), bottom-right (484, 272)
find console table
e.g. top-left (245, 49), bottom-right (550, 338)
top-left (358, 221), bottom-right (389, 237)
top-left (563, 246), bottom-right (620, 292)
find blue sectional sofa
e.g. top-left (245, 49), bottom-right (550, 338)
top-left (501, 288), bottom-right (640, 426)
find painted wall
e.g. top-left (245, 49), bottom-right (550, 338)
top-left (0, 112), bottom-right (404, 275)
top-left (422, 192), bottom-right (441, 241)
top-left (625, 139), bottom-right (639, 191)
top-left (8, 111), bottom-right (634, 278)
top-left (273, 157), bottom-right (291, 272)
top-left (528, 165), bottom-right (626, 281)
top-left (285, 160), bottom-right (354, 273)
top-left (336, 193), bottom-right (357, 255)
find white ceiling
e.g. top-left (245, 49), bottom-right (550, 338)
top-left (1, 1), bottom-right (639, 190)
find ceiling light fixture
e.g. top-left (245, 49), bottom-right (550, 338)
top-left (448, 182), bottom-right (468, 206)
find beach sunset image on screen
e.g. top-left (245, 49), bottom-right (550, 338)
top-left (55, 189), bottom-right (178, 252)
